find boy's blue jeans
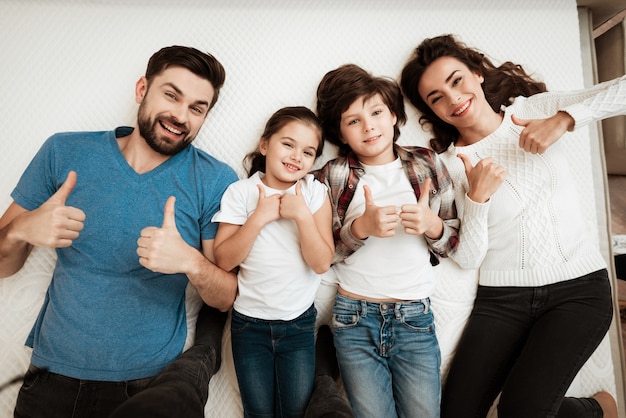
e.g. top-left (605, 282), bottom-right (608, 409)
top-left (332, 294), bottom-right (441, 418)
top-left (231, 304), bottom-right (317, 418)
top-left (441, 269), bottom-right (613, 418)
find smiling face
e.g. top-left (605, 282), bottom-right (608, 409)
top-left (136, 66), bottom-right (215, 156)
top-left (417, 56), bottom-right (490, 135)
top-left (339, 94), bottom-right (397, 166)
top-left (259, 121), bottom-right (321, 190)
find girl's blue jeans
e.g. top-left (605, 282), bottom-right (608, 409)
top-left (332, 293), bottom-right (441, 418)
top-left (231, 304), bottom-right (317, 418)
top-left (441, 269), bottom-right (613, 418)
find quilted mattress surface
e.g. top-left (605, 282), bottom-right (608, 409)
top-left (0, 1), bottom-right (620, 417)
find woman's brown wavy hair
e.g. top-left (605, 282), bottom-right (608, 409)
top-left (400, 34), bottom-right (546, 153)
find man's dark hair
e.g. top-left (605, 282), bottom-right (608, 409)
top-left (146, 45), bottom-right (226, 110)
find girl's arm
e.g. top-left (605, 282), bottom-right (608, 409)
top-left (300, 196), bottom-right (334, 274)
top-left (213, 184), bottom-right (280, 272)
top-left (280, 182), bottom-right (334, 274)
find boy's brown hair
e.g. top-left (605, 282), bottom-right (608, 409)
top-left (316, 64), bottom-right (407, 156)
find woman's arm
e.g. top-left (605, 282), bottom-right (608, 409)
top-left (438, 152), bottom-right (493, 270)
top-left (513, 74), bottom-right (626, 153)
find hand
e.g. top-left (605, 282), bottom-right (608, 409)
top-left (399, 178), bottom-right (442, 238)
top-left (352, 185), bottom-right (398, 239)
top-left (458, 154), bottom-right (506, 203)
top-left (16, 171), bottom-right (85, 248)
top-left (251, 184), bottom-right (281, 226)
top-left (279, 181), bottom-right (308, 222)
top-left (137, 196), bottom-right (193, 274)
top-left (512, 112), bottom-right (574, 154)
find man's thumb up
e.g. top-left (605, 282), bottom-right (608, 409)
top-left (161, 196), bottom-right (177, 229)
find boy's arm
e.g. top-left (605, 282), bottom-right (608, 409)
top-left (422, 154), bottom-right (460, 259)
top-left (314, 164), bottom-right (366, 264)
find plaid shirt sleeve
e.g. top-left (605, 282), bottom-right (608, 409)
top-left (314, 158), bottom-right (366, 264)
top-left (398, 146), bottom-right (460, 260)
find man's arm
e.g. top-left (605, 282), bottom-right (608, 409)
top-left (189, 239), bottom-right (238, 312)
top-left (0, 202), bottom-right (34, 278)
top-left (0, 171), bottom-right (85, 278)
top-left (136, 196), bottom-right (237, 312)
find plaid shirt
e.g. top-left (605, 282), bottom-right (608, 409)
top-left (314, 144), bottom-right (459, 266)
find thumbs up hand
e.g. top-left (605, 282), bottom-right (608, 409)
top-left (351, 185), bottom-right (398, 239)
top-left (137, 196), bottom-right (192, 274)
top-left (279, 180), bottom-right (308, 222)
top-left (512, 112), bottom-right (574, 154)
top-left (399, 177), bottom-right (442, 238)
top-left (251, 184), bottom-right (281, 226)
top-left (458, 154), bottom-right (506, 204)
top-left (17, 170), bottom-right (86, 248)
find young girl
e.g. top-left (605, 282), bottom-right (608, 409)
top-left (314, 64), bottom-right (460, 418)
top-left (212, 106), bottom-right (334, 418)
top-left (400, 34), bottom-right (625, 418)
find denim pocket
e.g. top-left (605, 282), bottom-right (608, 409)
top-left (400, 308), bottom-right (434, 333)
top-left (332, 309), bottom-right (359, 330)
top-left (293, 306), bottom-right (317, 331)
top-left (230, 310), bottom-right (251, 333)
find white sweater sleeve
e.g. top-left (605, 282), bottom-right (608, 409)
top-left (562, 75), bottom-right (626, 128)
top-left (439, 151), bottom-right (490, 270)
top-left (453, 194), bottom-right (491, 269)
top-left (513, 74), bottom-right (626, 127)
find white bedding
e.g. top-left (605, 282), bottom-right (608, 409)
top-left (0, 1), bottom-right (621, 417)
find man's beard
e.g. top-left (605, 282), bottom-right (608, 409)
top-left (137, 103), bottom-right (193, 156)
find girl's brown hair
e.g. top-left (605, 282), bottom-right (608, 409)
top-left (244, 106), bottom-right (323, 177)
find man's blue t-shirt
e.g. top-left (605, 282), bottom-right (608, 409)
top-left (11, 127), bottom-right (238, 381)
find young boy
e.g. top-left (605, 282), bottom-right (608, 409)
top-left (314, 64), bottom-right (459, 418)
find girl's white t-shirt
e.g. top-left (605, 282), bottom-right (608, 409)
top-left (212, 172), bottom-right (328, 320)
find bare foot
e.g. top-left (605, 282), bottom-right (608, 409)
top-left (593, 391), bottom-right (617, 418)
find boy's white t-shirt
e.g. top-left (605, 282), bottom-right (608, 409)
top-left (333, 158), bottom-right (434, 300)
top-left (212, 172), bottom-right (328, 320)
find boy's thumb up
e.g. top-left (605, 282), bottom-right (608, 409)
top-left (417, 177), bottom-right (432, 206)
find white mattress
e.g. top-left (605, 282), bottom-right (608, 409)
top-left (0, 1), bottom-right (620, 417)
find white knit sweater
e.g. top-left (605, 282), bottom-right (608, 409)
top-left (442, 75), bottom-right (626, 287)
